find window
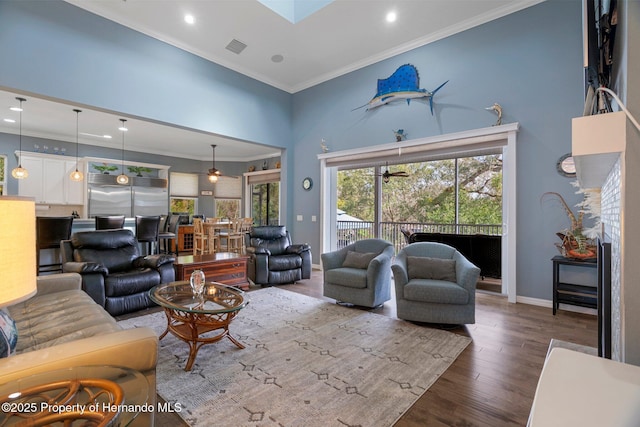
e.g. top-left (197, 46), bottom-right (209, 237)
top-left (214, 176), bottom-right (242, 218)
top-left (170, 172), bottom-right (199, 215)
top-left (216, 199), bottom-right (240, 218)
top-left (170, 197), bottom-right (197, 215)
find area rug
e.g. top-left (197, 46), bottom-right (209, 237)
top-left (118, 287), bottom-right (471, 426)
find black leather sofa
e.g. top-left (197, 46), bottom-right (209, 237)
top-left (408, 232), bottom-right (501, 279)
top-left (245, 225), bottom-right (312, 285)
top-left (61, 229), bottom-right (175, 316)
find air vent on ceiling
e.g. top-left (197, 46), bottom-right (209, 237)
top-left (225, 39), bottom-right (247, 55)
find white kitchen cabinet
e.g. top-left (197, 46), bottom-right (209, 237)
top-left (17, 153), bottom-right (81, 205)
top-left (16, 156), bottom-right (44, 201)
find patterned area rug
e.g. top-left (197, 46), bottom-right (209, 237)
top-left (118, 287), bottom-right (471, 426)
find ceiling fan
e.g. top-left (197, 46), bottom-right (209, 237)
top-left (207, 144), bottom-right (222, 183)
top-left (378, 162), bottom-right (409, 183)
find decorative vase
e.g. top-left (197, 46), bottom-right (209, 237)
top-left (190, 270), bottom-right (206, 297)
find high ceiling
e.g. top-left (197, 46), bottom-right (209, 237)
top-left (1, 0), bottom-right (542, 161)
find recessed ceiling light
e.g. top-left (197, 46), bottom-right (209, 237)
top-left (80, 132), bottom-right (113, 139)
top-left (386, 11), bottom-right (397, 23)
top-left (271, 54), bottom-right (284, 63)
top-left (9, 106), bottom-right (22, 112)
top-left (184, 14), bottom-right (195, 24)
top-left (118, 126), bottom-right (128, 132)
top-left (3, 118), bottom-right (15, 123)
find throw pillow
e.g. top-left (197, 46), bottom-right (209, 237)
top-left (0, 309), bottom-right (17, 358)
top-left (407, 256), bottom-right (457, 282)
top-left (342, 251), bottom-right (377, 269)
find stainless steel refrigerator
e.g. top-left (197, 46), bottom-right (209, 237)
top-left (88, 174), bottom-right (168, 218)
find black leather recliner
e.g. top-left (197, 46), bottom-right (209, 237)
top-left (245, 225), bottom-right (311, 285)
top-left (61, 229), bottom-right (175, 316)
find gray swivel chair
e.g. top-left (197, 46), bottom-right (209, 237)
top-left (392, 242), bottom-right (480, 324)
top-left (321, 239), bottom-right (394, 308)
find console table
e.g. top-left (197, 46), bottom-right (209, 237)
top-left (552, 255), bottom-right (597, 314)
top-left (174, 252), bottom-right (250, 290)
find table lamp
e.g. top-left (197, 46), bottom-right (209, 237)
top-left (0, 196), bottom-right (37, 307)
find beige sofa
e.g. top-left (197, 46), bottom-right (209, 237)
top-left (0, 273), bottom-right (158, 426)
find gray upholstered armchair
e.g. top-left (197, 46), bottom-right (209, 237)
top-left (392, 242), bottom-right (480, 324)
top-left (321, 239), bottom-right (394, 308)
top-left (245, 225), bottom-right (312, 285)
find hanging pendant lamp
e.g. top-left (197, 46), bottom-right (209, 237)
top-left (69, 109), bottom-right (84, 182)
top-left (116, 119), bottom-right (129, 185)
top-left (208, 144), bottom-right (221, 183)
top-left (11, 97), bottom-right (28, 179)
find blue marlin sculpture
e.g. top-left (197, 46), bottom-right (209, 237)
top-left (355, 64), bottom-right (448, 115)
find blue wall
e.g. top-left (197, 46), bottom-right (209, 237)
top-left (290, 0), bottom-right (586, 300)
top-left (0, 0), bottom-right (589, 300)
top-left (0, 1), bottom-right (292, 152)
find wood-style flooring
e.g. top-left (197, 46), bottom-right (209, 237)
top-left (152, 270), bottom-right (597, 427)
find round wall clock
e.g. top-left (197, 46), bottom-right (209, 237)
top-left (557, 153), bottom-right (576, 178)
top-left (302, 177), bottom-right (313, 190)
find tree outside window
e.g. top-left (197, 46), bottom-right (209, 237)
top-left (170, 197), bottom-right (197, 215)
top-left (216, 199), bottom-right (240, 219)
top-left (337, 154), bottom-right (502, 226)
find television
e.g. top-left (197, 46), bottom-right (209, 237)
top-left (582, 0), bottom-right (618, 114)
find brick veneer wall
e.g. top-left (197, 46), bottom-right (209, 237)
top-left (600, 156), bottom-right (621, 361)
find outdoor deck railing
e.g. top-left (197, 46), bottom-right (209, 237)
top-left (337, 221), bottom-right (502, 252)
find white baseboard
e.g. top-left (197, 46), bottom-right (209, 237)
top-left (516, 295), bottom-right (597, 316)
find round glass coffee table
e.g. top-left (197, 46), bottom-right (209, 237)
top-left (149, 281), bottom-right (249, 371)
top-left (0, 365), bottom-right (148, 426)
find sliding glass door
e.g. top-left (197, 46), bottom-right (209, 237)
top-left (251, 182), bottom-right (280, 226)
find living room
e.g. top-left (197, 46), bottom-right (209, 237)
top-left (1, 0), bottom-right (639, 425)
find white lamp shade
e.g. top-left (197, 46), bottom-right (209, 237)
top-left (0, 197), bottom-right (37, 307)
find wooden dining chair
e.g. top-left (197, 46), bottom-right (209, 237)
top-left (193, 218), bottom-right (217, 255)
top-left (227, 218), bottom-right (245, 254)
top-left (239, 218), bottom-right (253, 254)
top-left (193, 218), bottom-right (207, 255)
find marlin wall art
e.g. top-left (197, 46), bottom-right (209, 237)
top-left (354, 64), bottom-right (448, 115)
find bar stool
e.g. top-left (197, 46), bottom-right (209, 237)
top-left (162, 214), bottom-right (185, 255)
top-left (36, 216), bottom-right (74, 275)
top-left (135, 215), bottom-right (161, 255)
top-left (95, 215), bottom-right (125, 230)
top-left (157, 214), bottom-right (172, 254)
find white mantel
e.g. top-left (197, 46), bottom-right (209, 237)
top-left (572, 111), bottom-right (626, 189)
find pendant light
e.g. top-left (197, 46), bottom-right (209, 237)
top-left (11, 97), bottom-right (28, 179)
top-left (116, 119), bottom-right (129, 185)
top-left (208, 144), bottom-right (221, 183)
top-left (69, 109), bottom-right (84, 182)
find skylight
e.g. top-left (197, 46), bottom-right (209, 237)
top-left (257, 0), bottom-right (334, 24)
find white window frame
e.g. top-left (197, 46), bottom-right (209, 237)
top-left (318, 123), bottom-right (519, 302)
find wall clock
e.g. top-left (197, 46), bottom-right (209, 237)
top-left (557, 153), bottom-right (576, 178)
top-left (302, 177), bottom-right (313, 191)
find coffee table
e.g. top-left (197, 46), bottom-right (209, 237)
top-left (149, 281), bottom-right (249, 371)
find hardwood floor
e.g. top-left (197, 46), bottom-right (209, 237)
top-left (153, 270), bottom-right (597, 427)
